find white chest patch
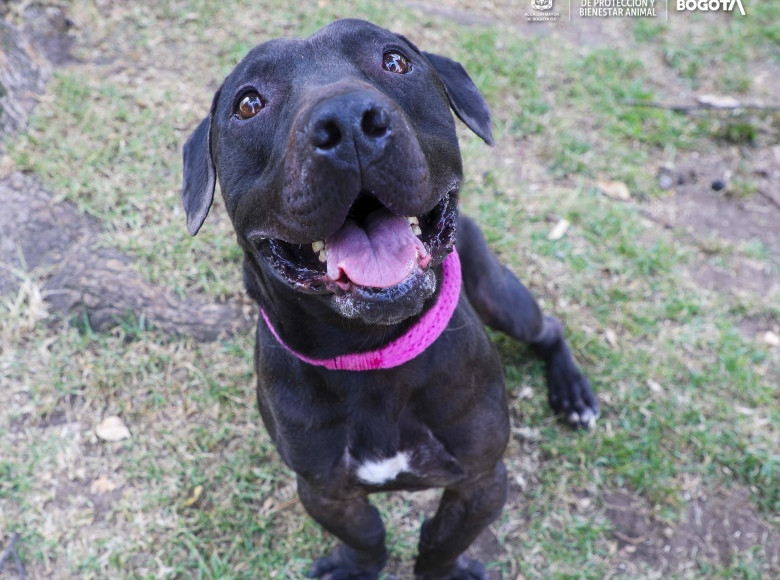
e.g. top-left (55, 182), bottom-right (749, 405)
top-left (356, 451), bottom-right (411, 485)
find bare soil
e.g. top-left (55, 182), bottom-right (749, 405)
top-left (604, 486), bottom-right (780, 575)
top-left (644, 147), bottom-right (780, 290)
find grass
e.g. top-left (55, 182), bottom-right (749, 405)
top-left (2, 1), bottom-right (778, 578)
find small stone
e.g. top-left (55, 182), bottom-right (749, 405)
top-left (658, 173), bottom-right (675, 190)
top-left (761, 330), bottom-right (779, 347)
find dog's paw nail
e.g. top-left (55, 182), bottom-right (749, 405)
top-left (581, 408), bottom-right (597, 429)
top-left (567, 408), bottom-right (597, 429)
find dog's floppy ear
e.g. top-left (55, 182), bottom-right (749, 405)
top-left (423, 52), bottom-right (494, 146)
top-left (182, 88), bottom-right (220, 236)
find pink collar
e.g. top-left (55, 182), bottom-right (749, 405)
top-left (260, 249), bottom-right (462, 371)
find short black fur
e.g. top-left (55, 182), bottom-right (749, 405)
top-left (182, 19), bottom-right (598, 579)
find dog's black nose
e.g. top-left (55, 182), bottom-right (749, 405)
top-left (361, 107), bottom-right (390, 138)
top-left (308, 93), bottom-right (393, 157)
top-left (311, 118), bottom-right (342, 150)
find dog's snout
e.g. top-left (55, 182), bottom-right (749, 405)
top-left (307, 93), bottom-right (393, 157)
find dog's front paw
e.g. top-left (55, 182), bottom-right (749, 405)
top-left (547, 364), bottom-right (599, 430)
top-left (415, 555), bottom-right (487, 580)
top-left (308, 545), bottom-right (385, 580)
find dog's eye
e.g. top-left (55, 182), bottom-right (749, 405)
top-left (236, 92), bottom-right (264, 119)
top-left (383, 51), bottom-right (411, 74)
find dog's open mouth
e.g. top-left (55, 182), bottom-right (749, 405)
top-left (254, 191), bottom-right (457, 296)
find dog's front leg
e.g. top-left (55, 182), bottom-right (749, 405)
top-left (414, 461), bottom-right (507, 580)
top-left (298, 476), bottom-right (388, 579)
top-left (457, 215), bottom-right (599, 429)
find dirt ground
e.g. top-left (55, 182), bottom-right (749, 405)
top-left (1, 1), bottom-right (777, 578)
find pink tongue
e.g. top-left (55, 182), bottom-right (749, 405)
top-left (326, 208), bottom-right (429, 288)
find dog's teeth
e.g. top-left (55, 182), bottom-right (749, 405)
top-left (411, 224), bottom-right (422, 236)
top-left (312, 241), bottom-right (327, 262)
top-left (407, 216), bottom-right (419, 225)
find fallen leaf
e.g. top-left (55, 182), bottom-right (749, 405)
top-left (647, 379), bottom-right (664, 394)
top-left (597, 179), bottom-right (631, 201)
top-left (513, 426), bottom-right (540, 442)
top-left (697, 94), bottom-right (741, 109)
top-left (547, 218), bottom-right (570, 241)
top-left (95, 416), bottom-right (131, 442)
top-left (183, 485), bottom-right (203, 507)
top-left (90, 476), bottom-right (118, 494)
top-left (261, 496), bottom-right (276, 514)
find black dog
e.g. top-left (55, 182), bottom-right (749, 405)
top-left (182, 19), bottom-right (597, 579)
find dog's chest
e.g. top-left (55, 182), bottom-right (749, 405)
top-left (354, 451), bottom-right (412, 485)
top-left (346, 426), bottom-right (466, 489)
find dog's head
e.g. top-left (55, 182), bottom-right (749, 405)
top-left (183, 19), bottom-right (492, 325)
